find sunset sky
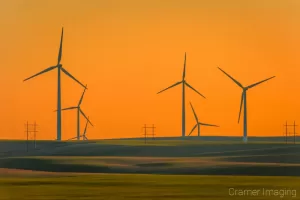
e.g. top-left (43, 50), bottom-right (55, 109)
top-left (1, 0), bottom-right (300, 140)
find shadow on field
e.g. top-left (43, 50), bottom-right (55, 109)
top-left (22, 143), bottom-right (300, 158)
top-left (0, 158), bottom-right (112, 173)
top-left (223, 153), bottom-right (300, 164)
top-left (135, 163), bottom-right (173, 167)
top-left (1, 157), bottom-right (300, 176)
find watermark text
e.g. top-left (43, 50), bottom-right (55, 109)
top-left (228, 188), bottom-right (297, 198)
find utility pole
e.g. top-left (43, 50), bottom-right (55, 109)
top-left (25, 121), bottom-right (38, 151)
top-left (284, 121), bottom-right (290, 144)
top-left (293, 121), bottom-right (297, 144)
top-left (294, 121), bottom-right (296, 144)
top-left (142, 124), bottom-right (156, 144)
top-left (33, 121), bottom-right (37, 149)
top-left (152, 124), bottom-right (155, 140)
top-left (285, 121), bottom-right (288, 144)
top-left (144, 124), bottom-right (147, 144)
top-left (283, 121), bottom-right (297, 144)
top-left (26, 121), bottom-right (29, 152)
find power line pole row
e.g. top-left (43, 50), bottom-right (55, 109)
top-left (283, 121), bottom-right (297, 144)
top-left (24, 121), bottom-right (38, 152)
top-left (142, 124), bottom-right (156, 144)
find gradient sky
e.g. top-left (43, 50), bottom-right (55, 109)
top-left (1, 0), bottom-right (300, 140)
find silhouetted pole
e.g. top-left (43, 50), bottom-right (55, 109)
top-left (285, 121), bottom-right (288, 144)
top-left (293, 121), bottom-right (297, 144)
top-left (142, 124), bottom-right (156, 144)
top-left (284, 121), bottom-right (297, 144)
top-left (144, 124), bottom-right (147, 144)
top-left (34, 121), bottom-right (36, 149)
top-left (26, 121), bottom-right (29, 152)
top-left (152, 124), bottom-right (155, 140)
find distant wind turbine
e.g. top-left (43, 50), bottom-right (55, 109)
top-left (23, 27), bottom-right (87, 141)
top-left (188, 102), bottom-right (219, 136)
top-left (218, 67), bottom-right (275, 143)
top-left (56, 85), bottom-right (93, 140)
top-left (157, 53), bottom-right (205, 137)
top-left (66, 116), bottom-right (91, 141)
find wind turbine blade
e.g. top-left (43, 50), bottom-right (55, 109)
top-left (199, 122), bottom-right (219, 127)
top-left (238, 92), bottom-right (244, 123)
top-left (182, 52), bottom-right (186, 80)
top-left (80, 109), bottom-right (93, 126)
top-left (247, 76), bottom-right (276, 89)
top-left (61, 67), bottom-right (87, 89)
top-left (62, 106), bottom-right (78, 111)
top-left (188, 124), bottom-right (198, 136)
top-left (23, 66), bottom-right (57, 82)
top-left (83, 117), bottom-right (89, 135)
top-left (57, 27), bottom-right (64, 65)
top-left (217, 67), bottom-right (243, 88)
top-left (67, 136), bottom-right (77, 141)
top-left (157, 81), bottom-right (182, 94)
top-left (189, 102), bottom-right (198, 122)
top-left (185, 82), bottom-right (206, 98)
top-left (78, 85), bottom-right (88, 106)
top-left (53, 106), bottom-right (77, 112)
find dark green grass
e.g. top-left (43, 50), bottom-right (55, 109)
top-left (1, 140), bottom-right (300, 177)
top-left (1, 139), bottom-right (300, 199)
top-left (25, 142), bottom-right (300, 158)
top-left (1, 140), bottom-right (300, 176)
top-left (1, 155), bottom-right (300, 176)
top-left (0, 174), bottom-right (299, 199)
top-left (0, 140), bottom-right (95, 157)
top-left (1, 139), bottom-right (299, 158)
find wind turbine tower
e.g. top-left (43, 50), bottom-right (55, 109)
top-left (157, 53), bottom-right (206, 137)
top-left (218, 67), bottom-right (275, 143)
top-left (188, 102), bottom-right (219, 136)
top-left (23, 27), bottom-right (87, 141)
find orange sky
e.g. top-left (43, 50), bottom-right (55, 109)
top-left (1, 0), bottom-right (300, 140)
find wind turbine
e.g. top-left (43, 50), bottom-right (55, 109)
top-left (66, 116), bottom-right (91, 141)
top-left (157, 52), bottom-right (206, 137)
top-left (57, 85), bottom-right (93, 140)
top-left (188, 102), bottom-right (219, 136)
top-left (23, 27), bottom-right (87, 141)
top-left (218, 67), bottom-right (275, 143)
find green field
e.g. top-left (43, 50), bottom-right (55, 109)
top-left (1, 174), bottom-right (299, 199)
top-left (1, 139), bottom-right (300, 199)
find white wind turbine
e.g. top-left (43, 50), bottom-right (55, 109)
top-left (57, 85), bottom-right (93, 140)
top-left (157, 52), bottom-right (206, 137)
top-left (67, 116), bottom-right (91, 141)
top-left (23, 27), bottom-right (87, 141)
top-left (218, 67), bottom-right (275, 143)
top-left (188, 102), bottom-right (219, 136)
